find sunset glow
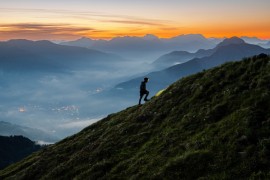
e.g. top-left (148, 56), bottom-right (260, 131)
top-left (0, 0), bottom-right (270, 40)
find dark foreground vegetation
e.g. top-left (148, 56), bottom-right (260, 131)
top-left (0, 135), bottom-right (42, 170)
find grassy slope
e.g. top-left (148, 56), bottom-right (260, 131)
top-left (1, 54), bottom-right (270, 179)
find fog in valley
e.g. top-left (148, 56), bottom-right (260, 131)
top-left (0, 62), bottom-right (152, 140)
top-left (1, 35), bottom-right (269, 142)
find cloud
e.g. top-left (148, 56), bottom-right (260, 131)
top-left (58, 118), bottom-right (102, 129)
top-left (0, 63), bottom-right (139, 139)
top-left (0, 7), bottom-right (173, 40)
top-left (0, 23), bottom-right (97, 40)
top-left (101, 20), bottom-right (164, 26)
top-left (0, 8), bottom-right (169, 23)
top-left (1, 23), bottom-right (93, 31)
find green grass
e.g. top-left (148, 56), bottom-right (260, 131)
top-left (1, 54), bottom-right (270, 179)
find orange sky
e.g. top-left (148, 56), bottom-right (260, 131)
top-left (0, 0), bottom-right (269, 40)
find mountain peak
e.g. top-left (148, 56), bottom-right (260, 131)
top-left (78, 36), bottom-right (93, 41)
top-left (6, 39), bottom-right (54, 46)
top-left (173, 34), bottom-right (206, 41)
top-left (217, 36), bottom-right (245, 47)
top-left (143, 34), bottom-right (159, 40)
top-left (60, 37), bottom-right (95, 46)
top-left (73, 37), bottom-right (94, 43)
top-left (7, 39), bottom-right (33, 44)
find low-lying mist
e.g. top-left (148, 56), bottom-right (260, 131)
top-left (0, 60), bottom-right (149, 140)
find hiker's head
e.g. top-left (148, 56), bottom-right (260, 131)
top-left (144, 77), bottom-right (149, 82)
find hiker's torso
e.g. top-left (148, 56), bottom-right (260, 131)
top-left (140, 81), bottom-right (146, 91)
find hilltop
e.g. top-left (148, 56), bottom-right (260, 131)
top-left (0, 135), bottom-right (42, 170)
top-left (1, 54), bottom-right (270, 179)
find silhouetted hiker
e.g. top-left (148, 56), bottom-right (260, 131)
top-left (139, 77), bottom-right (149, 105)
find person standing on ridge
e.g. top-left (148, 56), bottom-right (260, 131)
top-left (139, 77), bottom-right (150, 105)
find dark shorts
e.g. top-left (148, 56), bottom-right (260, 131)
top-left (140, 90), bottom-right (149, 96)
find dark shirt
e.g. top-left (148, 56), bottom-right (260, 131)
top-left (140, 81), bottom-right (146, 91)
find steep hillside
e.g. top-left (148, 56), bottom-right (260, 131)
top-left (1, 54), bottom-right (270, 179)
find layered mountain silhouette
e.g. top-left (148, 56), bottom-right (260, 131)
top-left (152, 37), bottom-right (270, 69)
top-left (1, 55), bottom-right (270, 179)
top-left (0, 121), bottom-right (59, 143)
top-left (259, 41), bottom-right (270, 49)
top-left (61, 34), bottom-right (217, 60)
top-left (241, 36), bottom-right (269, 44)
top-left (116, 37), bottom-right (270, 93)
top-left (152, 48), bottom-right (215, 69)
top-left (0, 39), bottom-right (125, 72)
top-left (0, 135), bottom-right (42, 170)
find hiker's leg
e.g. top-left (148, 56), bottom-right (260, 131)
top-left (144, 91), bottom-right (149, 101)
top-left (139, 94), bottom-right (143, 105)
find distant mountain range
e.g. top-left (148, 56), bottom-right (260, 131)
top-left (152, 48), bottom-right (215, 69)
top-left (240, 36), bottom-right (270, 49)
top-left (241, 36), bottom-right (269, 44)
top-left (0, 121), bottom-right (59, 143)
top-left (152, 37), bottom-right (270, 69)
top-left (61, 34), bottom-right (217, 61)
top-left (0, 39), bottom-right (125, 72)
top-left (116, 37), bottom-right (270, 94)
top-left (259, 41), bottom-right (270, 49)
top-left (61, 34), bottom-right (269, 62)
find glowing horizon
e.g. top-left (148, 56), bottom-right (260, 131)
top-left (0, 0), bottom-right (270, 41)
